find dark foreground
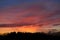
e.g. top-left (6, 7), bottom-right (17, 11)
top-left (0, 32), bottom-right (60, 40)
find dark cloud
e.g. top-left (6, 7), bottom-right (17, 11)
top-left (0, 23), bottom-right (43, 27)
top-left (0, 24), bottom-right (31, 27)
top-left (53, 24), bottom-right (60, 26)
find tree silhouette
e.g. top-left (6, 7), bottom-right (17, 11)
top-left (0, 32), bottom-right (60, 40)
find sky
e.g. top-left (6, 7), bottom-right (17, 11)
top-left (0, 0), bottom-right (60, 34)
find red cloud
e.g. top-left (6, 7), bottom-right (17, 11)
top-left (0, 2), bottom-right (60, 27)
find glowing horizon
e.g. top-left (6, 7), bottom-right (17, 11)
top-left (0, 25), bottom-right (60, 34)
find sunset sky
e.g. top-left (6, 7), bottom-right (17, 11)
top-left (0, 0), bottom-right (60, 34)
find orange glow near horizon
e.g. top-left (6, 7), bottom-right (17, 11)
top-left (0, 25), bottom-right (39, 34)
top-left (15, 25), bottom-right (39, 33)
top-left (0, 25), bottom-right (59, 34)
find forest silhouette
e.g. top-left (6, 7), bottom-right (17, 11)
top-left (0, 31), bottom-right (60, 40)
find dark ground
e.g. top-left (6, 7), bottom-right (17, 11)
top-left (0, 32), bottom-right (60, 40)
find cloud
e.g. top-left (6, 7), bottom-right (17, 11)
top-left (53, 24), bottom-right (60, 26)
top-left (0, 0), bottom-right (60, 27)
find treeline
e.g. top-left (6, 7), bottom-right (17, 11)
top-left (0, 32), bottom-right (60, 40)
